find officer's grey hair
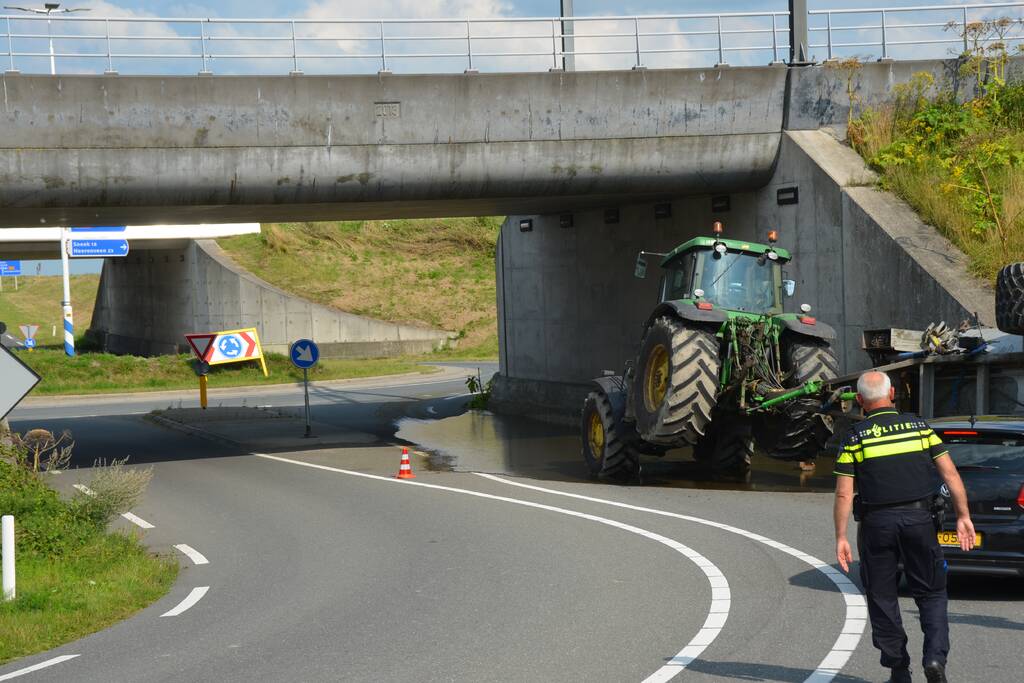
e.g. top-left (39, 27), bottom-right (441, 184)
top-left (857, 371), bottom-right (892, 402)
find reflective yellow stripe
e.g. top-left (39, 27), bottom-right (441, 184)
top-left (862, 439), bottom-right (929, 459)
top-left (928, 433), bottom-right (943, 447)
top-left (844, 443), bottom-right (863, 451)
top-left (860, 429), bottom-right (930, 446)
top-left (836, 451), bottom-right (854, 464)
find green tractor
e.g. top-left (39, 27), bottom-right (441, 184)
top-left (581, 223), bottom-right (840, 481)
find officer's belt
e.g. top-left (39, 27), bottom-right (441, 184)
top-left (861, 497), bottom-right (931, 512)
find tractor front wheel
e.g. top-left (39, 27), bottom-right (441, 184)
top-left (633, 317), bottom-right (720, 447)
top-left (764, 338), bottom-right (839, 460)
top-left (693, 419), bottom-right (754, 475)
top-left (581, 390), bottom-right (638, 483)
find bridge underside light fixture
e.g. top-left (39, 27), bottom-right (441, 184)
top-left (559, 214), bottom-right (574, 229)
top-left (519, 218), bottom-right (533, 232)
top-left (654, 203), bottom-right (672, 219)
top-left (604, 208), bottom-right (620, 224)
top-left (711, 195), bottom-right (731, 213)
top-left (777, 187), bottom-right (799, 205)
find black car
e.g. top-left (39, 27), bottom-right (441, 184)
top-left (930, 416), bottom-right (1024, 577)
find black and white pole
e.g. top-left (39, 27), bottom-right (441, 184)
top-left (302, 367), bottom-right (312, 438)
top-left (2, 515), bottom-right (14, 601)
top-left (60, 228), bottom-right (75, 357)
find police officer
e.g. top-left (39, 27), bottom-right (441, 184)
top-left (834, 371), bottom-right (975, 683)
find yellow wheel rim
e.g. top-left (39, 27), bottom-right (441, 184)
top-left (644, 343), bottom-right (670, 413)
top-left (587, 410), bottom-right (605, 459)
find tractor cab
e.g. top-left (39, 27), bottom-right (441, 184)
top-left (643, 224), bottom-right (793, 316)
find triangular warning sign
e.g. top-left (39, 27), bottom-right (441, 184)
top-left (185, 333), bottom-right (217, 361)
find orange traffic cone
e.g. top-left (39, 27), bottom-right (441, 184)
top-left (396, 447), bottom-right (416, 479)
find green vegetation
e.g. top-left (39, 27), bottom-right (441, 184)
top-left (848, 20), bottom-right (1024, 281)
top-left (19, 349), bottom-right (430, 396)
top-left (0, 444), bottom-right (176, 665)
top-left (0, 275), bottom-right (99, 346)
top-left (219, 217), bottom-right (501, 359)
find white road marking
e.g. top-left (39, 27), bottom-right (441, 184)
top-left (0, 655), bottom-right (80, 681)
top-left (160, 586), bottom-right (210, 617)
top-left (174, 544), bottom-right (209, 566)
top-left (121, 512), bottom-right (155, 529)
top-left (252, 452), bottom-right (729, 681)
top-left (475, 473), bottom-right (865, 683)
top-left (73, 484), bottom-right (155, 529)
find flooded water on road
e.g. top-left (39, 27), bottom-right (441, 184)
top-left (396, 411), bottom-right (838, 493)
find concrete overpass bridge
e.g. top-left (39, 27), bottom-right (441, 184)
top-left (1, 3), bottom-right (1017, 412)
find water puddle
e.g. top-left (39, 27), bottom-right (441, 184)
top-left (396, 411), bottom-right (837, 493)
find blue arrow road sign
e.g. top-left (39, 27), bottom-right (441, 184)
top-left (289, 339), bottom-right (320, 369)
top-left (68, 239), bottom-right (130, 258)
top-left (0, 260), bottom-right (21, 276)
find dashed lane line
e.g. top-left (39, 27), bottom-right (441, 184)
top-left (160, 586), bottom-right (210, 618)
top-left (174, 544), bottom-right (210, 566)
top-left (72, 484), bottom-right (155, 530)
top-left (475, 473), bottom-right (866, 683)
top-left (0, 656), bottom-right (80, 681)
top-left (252, 452), bottom-right (729, 681)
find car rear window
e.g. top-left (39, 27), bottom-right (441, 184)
top-left (938, 431), bottom-right (1024, 472)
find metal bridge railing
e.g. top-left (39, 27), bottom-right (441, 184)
top-left (810, 2), bottom-right (1024, 62)
top-left (0, 11), bottom-right (791, 75)
top-left (1, 4), bottom-right (1023, 76)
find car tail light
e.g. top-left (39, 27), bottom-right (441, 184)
top-left (800, 316), bottom-right (816, 325)
top-left (696, 302), bottom-right (714, 311)
top-left (1018, 484), bottom-right (1024, 510)
top-left (942, 430), bottom-right (978, 436)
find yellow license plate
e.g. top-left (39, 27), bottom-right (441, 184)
top-left (937, 531), bottom-right (982, 548)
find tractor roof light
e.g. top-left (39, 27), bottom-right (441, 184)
top-left (712, 221), bottom-right (724, 236)
top-left (767, 229), bottom-right (778, 243)
top-left (766, 249), bottom-right (778, 261)
top-left (714, 242), bottom-right (728, 255)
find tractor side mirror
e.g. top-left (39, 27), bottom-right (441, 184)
top-left (634, 253), bottom-right (648, 279)
top-left (782, 279), bottom-right (796, 297)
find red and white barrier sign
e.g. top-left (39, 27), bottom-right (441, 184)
top-left (185, 327), bottom-right (268, 376)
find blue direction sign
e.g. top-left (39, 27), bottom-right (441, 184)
top-left (68, 239), bottom-right (130, 258)
top-left (0, 260), bottom-right (21, 276)
top-left (289, 339), bottom-right (320, 369)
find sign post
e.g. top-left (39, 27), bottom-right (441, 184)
top-left (59, 228), bottom-right (74, 357)
top-left (289, 339), bottom-right (320, 438)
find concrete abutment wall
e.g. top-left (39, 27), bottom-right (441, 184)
top-left (89, 240), bottom-right (451, 358)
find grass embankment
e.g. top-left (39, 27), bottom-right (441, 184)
top-left (218, 217), bottom-right (501, 359)
top-left (849, 70), bottom-right (1024, 281)
top-left (20, 349), bottom-right (430, 396)
top-left (0, 275), bottom-right (99, 347)
top-left (0, 456), bottom-right (176, 665)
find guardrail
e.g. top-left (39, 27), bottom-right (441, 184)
top-left (1, 3), bottom-right (1022, 76)
top-left (1, 11), bottom-right (791, 75)
top-left (810, 2), bottom-right (1024, 62)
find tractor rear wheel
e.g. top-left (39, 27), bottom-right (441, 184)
top-left (996, 262), bottom-right (1024, 334)
top-left (633, 316), bottom-right (720, 447)
top-left (581, 390), bottom-right (638, 483)
top-left (769, 338), bottom-right (839, 460)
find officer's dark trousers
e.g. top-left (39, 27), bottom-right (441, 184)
top-left (857, 507), bottom-right (950, 669)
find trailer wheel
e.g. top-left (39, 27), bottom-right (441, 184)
top-left (633, 316), bottom-right (720, 447)
top-left (693, 419), bottom-right (753, 474)
top-left (996, 262), bottom-right (1024, 334)
top-left (581, 390), bottom-right (638, 483)
top-left (763, 338), bottom-right (839, 460)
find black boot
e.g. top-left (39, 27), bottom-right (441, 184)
top-left (924, 660), bottom-right (948, 683)
top-left (888, 665), bottom-right (912, 683)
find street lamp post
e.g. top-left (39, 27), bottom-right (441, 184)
top-left (3, 2), bottom-right (91, 75)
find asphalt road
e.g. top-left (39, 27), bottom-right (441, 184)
top-left (3, 364), bottom-right (1023, 682)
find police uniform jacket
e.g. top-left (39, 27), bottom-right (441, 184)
top-left (834, 407), bottom-right (949, 505)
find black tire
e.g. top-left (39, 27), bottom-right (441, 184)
top-left (693, 419), bottom-right (753, 474)
top-left (581, 390), bottom-right (638, 483)
top-left (633, 317), bottom-right (720, 447)
top-left (996, 262), bottom-right (1024, 334)
top-left (766, 339), bottom-right (839, 460)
